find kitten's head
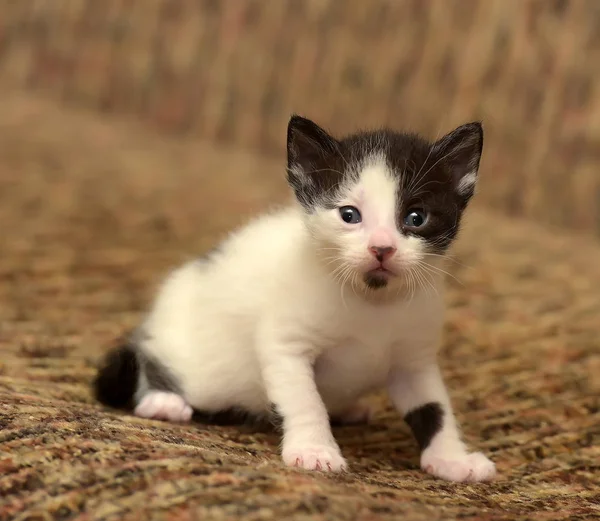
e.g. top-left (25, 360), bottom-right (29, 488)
top-left (286, 115), bottom-right (483, 296)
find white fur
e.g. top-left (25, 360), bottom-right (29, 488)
top-left (307, 155), bottom-right (424, 282)
top-left (456, 170), bottom-right (477, 195)
top-left (136, 157), bottom-right (495, 480)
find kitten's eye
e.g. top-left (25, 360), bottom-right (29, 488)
top-left (339, 206), bottom-right (362, 224)
top-left (403, 208), bottom-right (428, 228)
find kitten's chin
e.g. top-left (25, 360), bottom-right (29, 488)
top-left (363, 268), bottom-right (394, 290)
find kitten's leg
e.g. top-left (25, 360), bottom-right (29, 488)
top-left (388, 362), bottom-right (496, 482)
top-left (134, 390), bottom-right (193, 423)
top-left (133, 338), bottom-right (193, 423)
top-left (261, 348), bottom-right (347, 472)
top-left (95, 339), bottom-right (193, 423)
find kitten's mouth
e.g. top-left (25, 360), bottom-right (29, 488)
top-left (368, 264), bottom-right (395, 276)
top-left (373, 266), bottom-right (392, 273)
top-left (364, 265), bottom-right (395, 289)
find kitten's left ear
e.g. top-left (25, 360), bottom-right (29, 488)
top-left (433, 122), bottom-right (483, 201)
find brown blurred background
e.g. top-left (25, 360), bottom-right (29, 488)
top-left (1, 2), bottom-right (599, 520)
top-left (1, 0), bottom-right (599, 232)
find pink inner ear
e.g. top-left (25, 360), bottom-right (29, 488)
top-left (368, 228), bottom-right (397, 249)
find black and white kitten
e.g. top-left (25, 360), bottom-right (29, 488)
top-left (95, 115), bottom-right (495, 482)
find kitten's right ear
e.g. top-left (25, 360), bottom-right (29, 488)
top-left (433, 122), bottom-right (483, 203)
top-left (286, 115), bottom-right (342, 209)
top-left (287, 115), bottom-right (340, 178)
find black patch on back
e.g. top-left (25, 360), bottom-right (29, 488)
top-left (404, 402), bottom-right (444, 451)
top-left (93, 336), bottom-right (139, 410)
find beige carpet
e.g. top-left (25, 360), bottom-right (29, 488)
top-left (0, 91), bottom-right (598, 520)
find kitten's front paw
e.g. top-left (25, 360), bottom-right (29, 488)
top-left (421, 450), bottom-right (496, 482)
top-left (283, 444), bottom-right (348, 472)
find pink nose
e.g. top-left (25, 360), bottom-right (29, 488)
top-left (369, 246), bottom-right (396, 263)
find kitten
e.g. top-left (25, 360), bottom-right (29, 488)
top-left (94, 115), bottom-right (496, 482)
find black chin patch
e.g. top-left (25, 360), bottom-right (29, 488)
top-left (364, 273), bottom-right (388, 289)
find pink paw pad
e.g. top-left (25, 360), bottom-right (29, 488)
top-left (134, 391), bottom-right (193, 423)
top-left (421, 451), bottom-right (496, 482)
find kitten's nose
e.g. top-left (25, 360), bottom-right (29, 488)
top-left (369, 246), bottom-right (396, 263)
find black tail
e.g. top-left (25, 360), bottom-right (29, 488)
top-left (93, 337), bottom-right (139, 410)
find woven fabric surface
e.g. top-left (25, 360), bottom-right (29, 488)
top-left (0, 92), bottom-right (598, 520)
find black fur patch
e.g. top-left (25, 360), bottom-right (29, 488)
top-left (94, 330), bottom-right (180, 409)
top-left (94, 331), bottom-right (272, 427)
top-left (93, 339), bottom-right (139, 410)
top-left (363, 272), bottom-right (389, 289)
top-left (140, 351), bottom-right (180, 393)
top-left (192, 407), bottom-right (276, 428)
top-left (404, 402), bottom-right (444, 451)
top-left (286, 115), bottom-right (483, 254)
top-left (286, 115), bottom-right (356, 210)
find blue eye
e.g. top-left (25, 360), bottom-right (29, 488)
top-left (339, 206), bottom-right (362, 224)
top-left (403, 209), bottom-right (427, 228)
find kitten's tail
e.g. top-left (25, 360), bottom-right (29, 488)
top-left (93, 335), bottom-right (139, 410)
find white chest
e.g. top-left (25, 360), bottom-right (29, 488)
top-left (310, 305), bottom-right (402, 411)
top-left (307, 292), bottom-right (444, 413)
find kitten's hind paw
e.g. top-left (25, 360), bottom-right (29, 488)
top-left (421, 450), bottom-right (496, 482)
top-left (134, 391), bottom-right (193, 423)
top-left (283, 444), bottom-right (348, 472)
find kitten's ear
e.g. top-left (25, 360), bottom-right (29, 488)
top-left (433, 122), bottom-right (483, 201)
top-left (286, 115), bottom-right (342, 208)
top-left (287, 115), bottom-right (340, 177)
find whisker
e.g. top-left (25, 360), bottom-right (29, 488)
top-left (415, 266), bottom-right (439, 298)
top-left (318, 246), bottom-right (344, 252)
top-left (417, 261), bottom-right (464, 287)
top-left (404, 268), bottom-right (416, 305)
top-left (339, 265), bottom-right (355, 309)
top-left (322, 257), bottom-right (343, 267)
top-left (350, 271), bottom-right (360, 300)
top-left (412, 267), bottom-right (428, 297)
